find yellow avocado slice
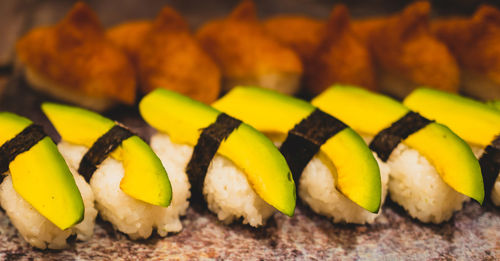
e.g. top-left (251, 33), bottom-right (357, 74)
top-left (212, 87), bottom-right (382, 213)
top-left (139, 89), bottom-right (296, 216)
top-left (404, 88), bottom-right (500, 147)
top-left (0, 112), bottom-right (84, 230)
top-left (312, 85), bottom-right (484, 204)
top-left (41, 103), bottom-right (172, 207)
top-left (488, 100), bottom-right (500, 111)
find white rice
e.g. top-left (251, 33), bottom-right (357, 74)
top-left (0, 169), bottom-right (97, 249)
top-left (58, 141), bottom-right (190, 239)
top-left (492, 178), bottom-right (500, 206)
top-left (387, 143), bottom-right (468, 223)
top-left (299, 152), bottom-right (390, 224)
top-left (268, 135), bottom-right (390, 224)
top-left (471, 146), bottom-right (500, 206)
top-left (150, 133), bottom-right (275, 227)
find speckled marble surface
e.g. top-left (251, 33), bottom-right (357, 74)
top-left (0, 200), bottom-right (499, 260)
top-left (0, 73), bottom-right (499, 260)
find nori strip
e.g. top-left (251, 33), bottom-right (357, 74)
top-left (78, 124), bottom-right (133, 182)
top-left (479, 135), bottom-right (500, 201)
top-left (279, 108), bottom-right (347, 182)
top-left (186, 113), bottom-right (241, 202)
top-left (0, 124), bottom-right (46, 174)
top-left (369, 111), bottom-right (432, 162)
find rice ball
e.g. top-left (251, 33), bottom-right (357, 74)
top-left (58, 141), bottom-right (190, 239)
top-left (151, 133), bottom-right (275, 227)
top-left (0, 168), bottom-right (97, 249)
top-left (387, 143), bottom-right (468, 223)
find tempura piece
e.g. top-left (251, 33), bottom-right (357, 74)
top-left (306, 5), bottom-right (376, 94)
top-left (16, 2), bottom-right (136, 111)
top-left (196, 0), bottom-right (303, 95)
top-left (107, 21), bottom-right (151, 65)
top-left (263, 15), bottom-right (324, 62)
top-left (353, 1), bottom-right (460, 98)
top-left (264, 5), bottom-right (375, 94)
top-left (432, 5), bottom-right (500, 100)
top-left (108, 7), bottom-right (221, 104)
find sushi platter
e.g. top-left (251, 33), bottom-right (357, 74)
top-left (0, 0), bottom-right (499, 260)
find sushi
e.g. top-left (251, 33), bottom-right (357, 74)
top-left (213, 87), bottom-right (387, 224)
top-left (139, 89), bottom-right (295, 227)
top-left (404, 88), bottom-right (500, 205)
top-left (0, 112), bottom-right (96, 249)
top-left (312, 85), bottom-right (484, 223)
top-left (41, 103), bottom-right (177, 239)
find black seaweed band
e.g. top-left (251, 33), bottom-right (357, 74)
top-left (479, 135), bottom-right (500, 200)
top-left (279, 108), bottom-right (347, 182)
top-left (186, 113), bottom-right (242, 201)
top-left (78, 124), bottom-right (134, 182)
top-left (0, 124), bottom-right (47, 175)
top-left (369, 111), bottom-right (432, 162)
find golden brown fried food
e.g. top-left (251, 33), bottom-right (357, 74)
top-left (353, 1), bottom-right (460, 98)
top-left (107, 21), bottom-right (151, 65)
top-left (16, 2), bottom-right (136, 111)
top-left (107, 7), bottom-right (221, 103)
top-left (263, 15), bottom-right (324, 62)
top-left (196, 0), bottom-right (303, 95)
top-left (432, 5), bottom-right (500, 100)
top-left (306, 5), bottom-right (376, 94)
top-left (263, 5), bottom-right (375, 94)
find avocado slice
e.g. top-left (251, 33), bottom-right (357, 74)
top-left (311, 85), bottom-right (484, 204)
top-left (212, 86), bottom-right (382, 213)
top-left (139, 89), bottom-right (296, 216)
top-left (41, 103), bottom-right (172, 207)
top-left (487, 100), bottom-right (500, 112)
top-left (0, 112), bottom-right (84, 230)
top-left (404, 88), bottom-right (500, 147)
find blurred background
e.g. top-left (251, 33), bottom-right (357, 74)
top-left (1, 0), bottom-right (499, 68)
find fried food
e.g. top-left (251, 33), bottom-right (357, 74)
top-left (108, 7), bottom-right (221, 104)
top-left (263, 15), bottom-right (324, 62)
top-left (107, 21), bottom-right (151, 65)
top-left (306, 5), bottom-right (376, 94)
top-left (263, 5), bottom-right (375, 94)
top-left (16, 2), bottom-right (136, 111)
top-left (353, 1), bottom-right (460, 98)
top-left (432, 5), bottom-right (500, 100)
top-left (196, 0), bottom-right (303, 95)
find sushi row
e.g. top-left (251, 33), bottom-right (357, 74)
top-left (0, 85), bottom-right (497, 249)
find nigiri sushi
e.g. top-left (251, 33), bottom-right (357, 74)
top-left (213, 87), bottom-right (388, 224)
top-left (312, 85), bottom-right (484, 223)
top-left (139, 89), bottom-right (295, 227)
top-left (0, 112), bottom-right (96, 249)
top-left (41, 103), bottom-right (177, 239)
top-left (404, 88), bottom-right (500, 205)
